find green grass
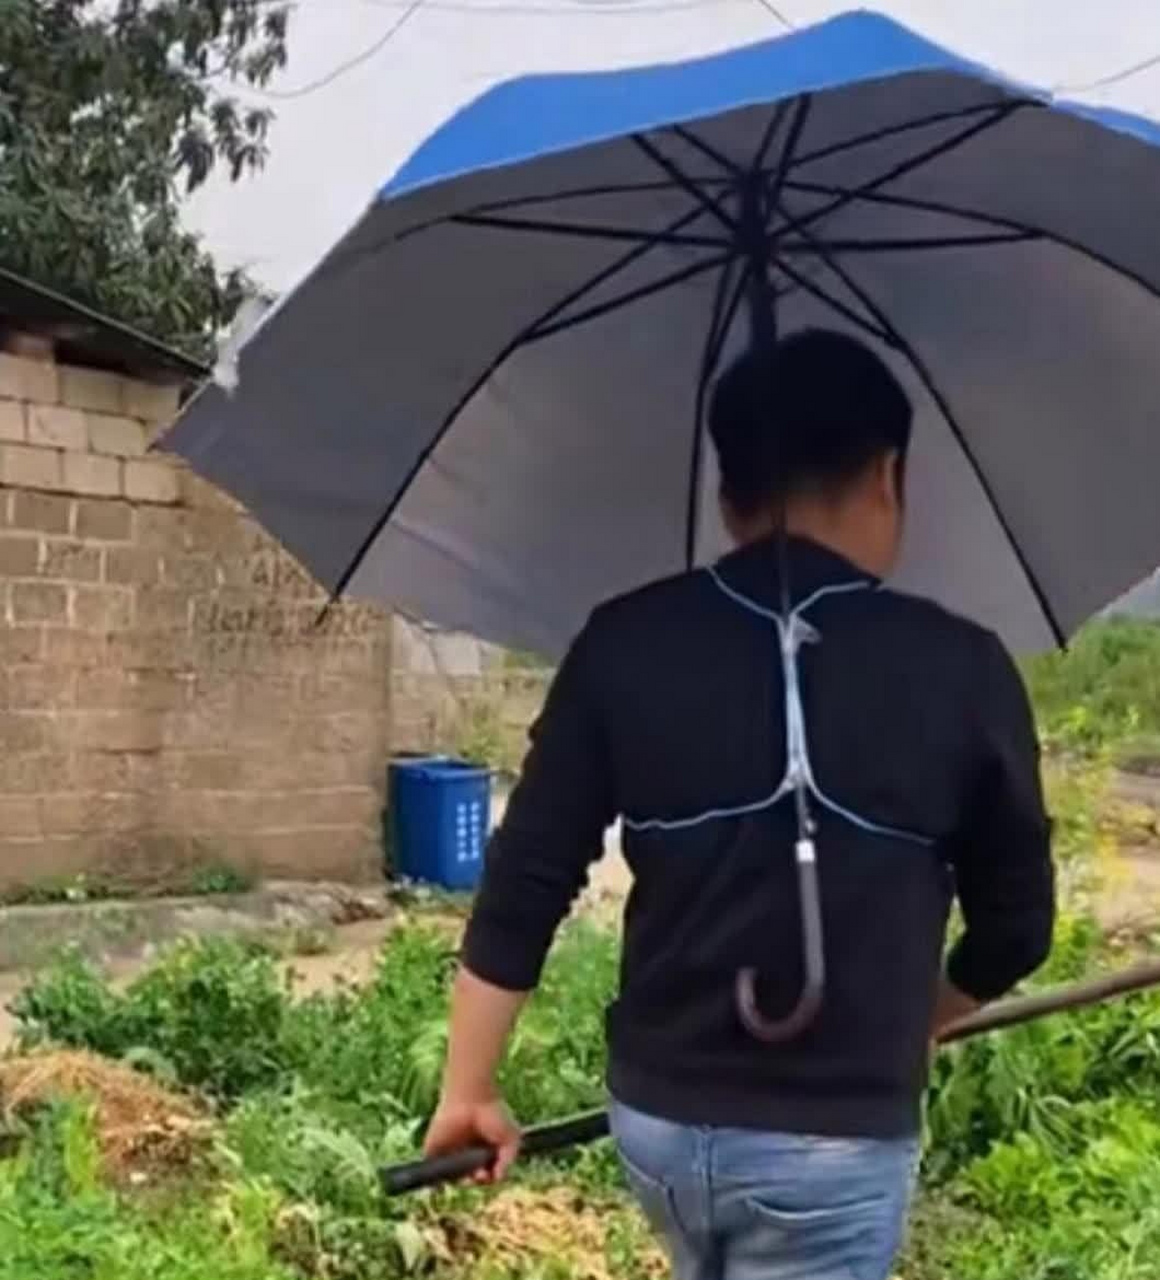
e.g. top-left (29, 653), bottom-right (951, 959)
top-left (4, 924), bottom-right (632, 1279)
top-left (0, 1098), bottom-right (294, 1280)
top-left (1, 862), bottom-right (256, 908)
top-left (904, 1094), bottom-right (1160, 1279)
top-left (7, 903), bottom-right (1160, 1280)
top-left (1025, 618), bottom-right (1160, 763)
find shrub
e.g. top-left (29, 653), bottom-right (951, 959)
top-left (9, 949), bottom-right (131, 1060)
top-left (908, 1098), bottom-right (1160, 1279)
top-left (15, 904), bottom-right (1160, 1280)
top-left (925, 910), bottom-right (1160, 1183)
top-left (13, 938), bottom-right (292, 1100)
top-left (1026, 619), bottom-right (1160, 759)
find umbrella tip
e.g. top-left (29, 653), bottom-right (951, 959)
top-left (211, 293), bottom-right (274, 395)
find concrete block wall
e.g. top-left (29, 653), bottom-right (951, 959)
top-left (388, 614), bottom-right (553, 777)
top-left (391, 664), bottom-right (551, 778)
top-left (0, 349), bottom-right (393, 893)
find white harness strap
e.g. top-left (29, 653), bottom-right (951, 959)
top-left (623, 567), bottom-right (934, 848)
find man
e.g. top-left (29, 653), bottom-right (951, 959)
top-left (424, 329), bottom-right (1055, 1280)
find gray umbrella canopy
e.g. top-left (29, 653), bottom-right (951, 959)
top-left (164, 13), bottom-right (1160, 661)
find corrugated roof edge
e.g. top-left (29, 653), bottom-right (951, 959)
top-left (0, 265), bottom-right (210, 386)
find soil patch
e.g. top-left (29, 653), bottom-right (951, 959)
top-left (0, 1050), bottom-right (212, 1186)
top-left (448, 1186), bottom-right (666, 1280)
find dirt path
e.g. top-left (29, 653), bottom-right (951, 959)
top-left (1098, 770), bottom-right (1160, 933)
top-left (0, 917), bottom-right (403, 1049)
top-left (282, 917), bottom-right (398, 995)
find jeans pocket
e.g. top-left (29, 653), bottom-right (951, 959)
top-left (619, 1148), bottom-right (686, 1238)
top-left (743, 1195), bottom-right (886, 1229)
top-left (739, 1193), bottom-right (891, 1280)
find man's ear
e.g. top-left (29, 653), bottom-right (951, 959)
top-left (720, 490), bottom-right (777, 547)
top-left (719, 488), bottom-right (743, 544)
top-left (878, 450), bottom-right (905, 509)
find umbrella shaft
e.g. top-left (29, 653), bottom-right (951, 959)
top-left (741, 176), bottom-right (777, 349)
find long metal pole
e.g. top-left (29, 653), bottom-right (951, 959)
top-left (379, 958), bottom-right (1160, 1196)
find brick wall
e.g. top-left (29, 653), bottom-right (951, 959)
top-left (0, 348), bottom-right (393, 893)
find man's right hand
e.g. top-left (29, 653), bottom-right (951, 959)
top-left (423, 1092), bottom-right (522, 1183)
top-left (931, 974), bottom-right (981, 1043)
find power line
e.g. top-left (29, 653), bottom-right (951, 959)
top-left (256, 0), bottom-right (428, 99)
top-left (751, 0), bottom-right (792, 29)
top-left (234, 6), bottom-right (1160, 117)
top-left (254, 0), bottom-right (762, 99)
top-left (1056, 50), bottom-right (1160, 94)
top-left (350, 0), bottom-right (753, 17)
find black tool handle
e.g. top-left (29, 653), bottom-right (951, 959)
top-left (939, 957), bottom-right (1160, 1044)
top-left (380, 961), bottom-right (1160, 1196)
top-left (379, 1110), bottom-right (610, 1196)
top-left (381, 1146), bottom-right (493, 1195)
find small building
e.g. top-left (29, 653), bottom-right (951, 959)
top-left (0, 269), bottom-right (394, 895)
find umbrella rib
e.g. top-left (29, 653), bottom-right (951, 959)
top-left (771, 254), bottom-right (892, 344)
top-left (528, 251), bottom-right (732, 344)
top-left (388, 104), bottom-right (1009, 253)
top-left (752, 101), bottom-right (793, 177)
top-left (769, 103), bottom-right (1024, 250)
top-left (327, 205), bottom-right (726, 603)
top-left (451, 174), bottom-right (736, 220)
top-left (783, 177), bottom-right (1160, 309)
top-left (669, 124), bottom-right (743, 177)
top-left (776, 202), bottom-right (1067, 646)
top-left (782, 178), bottom-right (1044, 232)
top-left (789, 99), bottom-right (1037, 172)
top-left (393, 113), bottom-right (1012, 250)
top-left (385, 142), bottom-right (1028, 253)
top-left (764, 96), bottom-right (812, 211)
top-left (343, 178), bottom-right (735, 267)
top-left (632, 134), bottom-right (738, 232)
top-left (686, 255), bottom-right (749, 568)
top-left (452, 212), bottom-right (729, 250)
top-left (778, 231), bottom-right (1039, 254)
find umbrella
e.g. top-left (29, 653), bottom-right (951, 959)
top-left (165, 8), bottom-right (1160, 664)
top-left (166, 10), bottom-right (1160, 1037)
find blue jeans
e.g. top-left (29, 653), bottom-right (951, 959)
top-left (610, 1099), bottom-right (919, 1280)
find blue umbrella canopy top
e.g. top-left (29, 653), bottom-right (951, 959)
top-left (166, 9), bottom-right (1160, 661)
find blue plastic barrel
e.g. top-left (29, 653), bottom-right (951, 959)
top-left (390, 758), bottom-right (492, 891)
top-left (384, 753), bottom-right (439, 875)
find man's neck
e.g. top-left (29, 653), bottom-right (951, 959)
top-left (734, 507), bottom-right (882, 578)
top-left (785, 517), bottom-right (879, 578)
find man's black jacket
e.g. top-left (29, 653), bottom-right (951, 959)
top-left (464, 536), bottom-right (1055, 1137)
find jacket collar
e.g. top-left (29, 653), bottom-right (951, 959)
top-left (714, 535), bottom-right (878, 612)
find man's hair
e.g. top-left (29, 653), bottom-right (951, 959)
top-left (708, 329), bottom-right (913, 517)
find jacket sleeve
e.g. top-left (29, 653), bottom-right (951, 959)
top-left (462, 618), bottom-right (616, 991)
top-left (946, 632), bottom-right (1056, 1002)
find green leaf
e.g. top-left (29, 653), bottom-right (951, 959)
top-left (392, 1221), bottom-right (428, 1274)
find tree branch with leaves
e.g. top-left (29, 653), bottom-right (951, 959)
top-left (0, 0), bottom-right (290, 358)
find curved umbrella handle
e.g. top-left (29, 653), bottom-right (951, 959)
top-left (735, 839), bottom-right (825, 1042)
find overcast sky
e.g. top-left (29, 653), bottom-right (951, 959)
top-left (183, 0), bottom-right (1160, 294)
